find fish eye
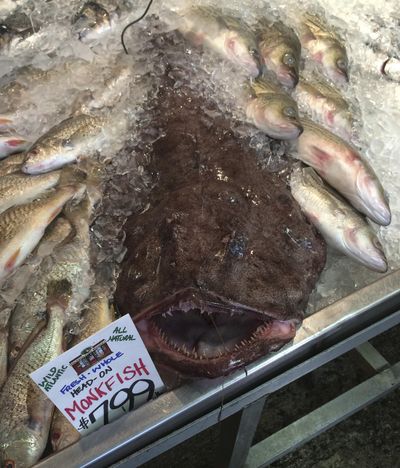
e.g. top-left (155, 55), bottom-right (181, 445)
top-left (336, 58), bottom-right (347, 71)
top-left (283, 53), bottom-right (296, 67)
top-left (283, 106), bottom-right (297, 118)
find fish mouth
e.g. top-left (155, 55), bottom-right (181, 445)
top-left (134, 289), bottom-right (298, 378)
top-left (278, 68), bottom-right (299, 88)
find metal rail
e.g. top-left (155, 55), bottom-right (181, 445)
top-left (36, 270), bottom-right (400, 467)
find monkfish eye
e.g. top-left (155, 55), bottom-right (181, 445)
top-left (283, 53), bottom-right (296, 67)
top-left (283, 106), bottom-right (297, 118)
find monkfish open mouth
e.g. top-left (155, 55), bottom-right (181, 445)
top-left (134, 288), bottom-right (298, 378)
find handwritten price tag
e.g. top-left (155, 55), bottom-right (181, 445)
top-left (30, 315), bottom-right (165, 435)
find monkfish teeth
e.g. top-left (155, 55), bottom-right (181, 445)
top-left (291, 166), bottom-right (388, 272)
top-left (0, 184), bottom-right (80, 281)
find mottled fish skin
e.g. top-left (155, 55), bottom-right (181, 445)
top-left (0, 134), bottom-right (29, 159)
top-left (0, 171), bottom-right (61, 214)
top-left (291, 167), bottom-right (388, 272)
top-left (0, 281), bottom-right (70, 468)
top-left (294, 76), bottom-right (353, 140)
top-left (73, 1), bottom-right (112, 42)
top-left (8, 196), bottom-right (93, 366)
top-left (0, 184), bottom-right (79, 282)
top-left (0, 152), bottom-right (25, 177)
top-left (179, 6), bottom-right (262, 78)
top-left (51, 288), bottom-right (113, 452)
top-left (300, 12), bottom-right (349, 85)
top-left (246, 78), bottom-right (303, 140)
top-left (295, 118), bottom-right (391, 226)
top-left (257, 19), bottom-right (301, 88)
top-left (22, 114), bottom-right (105, 174)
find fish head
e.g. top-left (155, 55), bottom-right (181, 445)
top-left (247, 94), bottom-right (303, 140)
top-left (323, 45), bottom-right (349, 84)
top-left (355, 164), bottom-right (391, 226)
top-left (22, 142), bottom-right (76, 174)
top-left (343, 226), bottom-right (388, 273)
top-left (224, 31), bottom-right (262, 78)
top-left (0, 431), bottom-right (42, 468)
top-left (73, 1), bottom-right (111, 42)
top-left (260, 42), bottom-right (300, 88)
top-left (132, 288), bottom-right (298, 378)
top-left (0, 135), bottom-right (29, 159)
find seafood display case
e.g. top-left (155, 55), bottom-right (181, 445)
top-left (1, 0), bottom-right (400, 466)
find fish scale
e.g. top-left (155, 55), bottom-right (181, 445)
top-left (0, 285), bottom-right (67, 467)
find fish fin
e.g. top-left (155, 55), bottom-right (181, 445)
top-left (5, 248), bottom-right (21, 272)
top-left (47, 279), bottom-right (72, 311)
top-left (7, 319), bottom-right (47, 373)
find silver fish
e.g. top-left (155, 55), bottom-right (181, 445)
top-left (291, 166), bottom-right (388, 272)
top-left (295, 117), bottom-right (391, 226)
top-left (0, 171), bottom-right (61, 214)
top-left (294, 76), bottom-right (353, 140)
top-left (0, 184), bottom-right (80, 282)
top-left (22, 114), bottom-right (105, 174)
top-left (300, 12), bottom-right (349, 85)
top-left (178, 6), bottom-right (262, 78)
top-left (8, 195), bottom-right (93, 366)
top-left (0, 280), bottom-right (71, 468)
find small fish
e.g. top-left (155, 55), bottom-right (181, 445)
top-left (257, 19), bottom-right (301, 88)
top-left (291, 167), bottom-right (388, 272)
top-left (22, 114), bottom-right (105, 174)
top-left (0, 134), bottom-right (29, 159)
top-left (179, 6), bottom-right (262, 78)
top-left (246, 78), bottom-right (303, 140)
top-left (8, 195), bottom-right (93, 366)
top-left (294, 76), bottom-right (353, 140)
top-left (72, 1), bottom-right (112, 42)
top-left (300, 12), bottom-right (349, 84)
top-left (51, 287), bottom-right (113, 452)
top-left (0, 280), bottom-right (71, 468)
top-left (295, 118), bottom-right (391, 226)
top-left (0, 152), bottom-right (25, 177)
top-left (0, 184), bottom-right (79, 282)
top-left (0, 171), bottom-right (61, 214)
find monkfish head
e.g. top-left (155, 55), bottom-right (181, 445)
top-left (132, 288), bottom-right (298, 378)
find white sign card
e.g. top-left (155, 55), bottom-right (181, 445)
top-left (30, 314), bottom-right (165, 435)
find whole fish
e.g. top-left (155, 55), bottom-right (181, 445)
top-left (257, 19), bottom-right (301, 88)
top-left (294, 76), bottom-right (353, 140)
top-left (295, 118), bottom-right (391, 226)
top-left (51, 288), bottom-right (113, 452)
top-left (72, 1), bottom-right (112, 42)
top-left (0, 184), bottom-right (80, 282)
top-left (300, 12), bottom-right (349, 85)
top-left (291, 167), bottom-right (387, 272)
top-left (0, 280), bottom-right (71, 468)
top-left (178, 6), bottom-right (262, 78)
top-left (8, 195), bottom-right (93, 365)
top-left (0, 152), bottom-right (25, 177)
top-left (0, 134), bottom-right (29, 159)
top-left (22, 114), bottom-right (105, 174)
top-left (246, 78), bottom-right (303, 139)
top-left (0, 171), bottom-right (61, 214)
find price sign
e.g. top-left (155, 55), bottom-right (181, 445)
top-left (30, 315), bottom-right (165, 435)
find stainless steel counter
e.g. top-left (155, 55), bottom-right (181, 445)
top-left (36, 269), bottom-right (400, 467)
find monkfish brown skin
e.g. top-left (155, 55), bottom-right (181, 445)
top-left (116, 59), bottom-right (326, 378)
